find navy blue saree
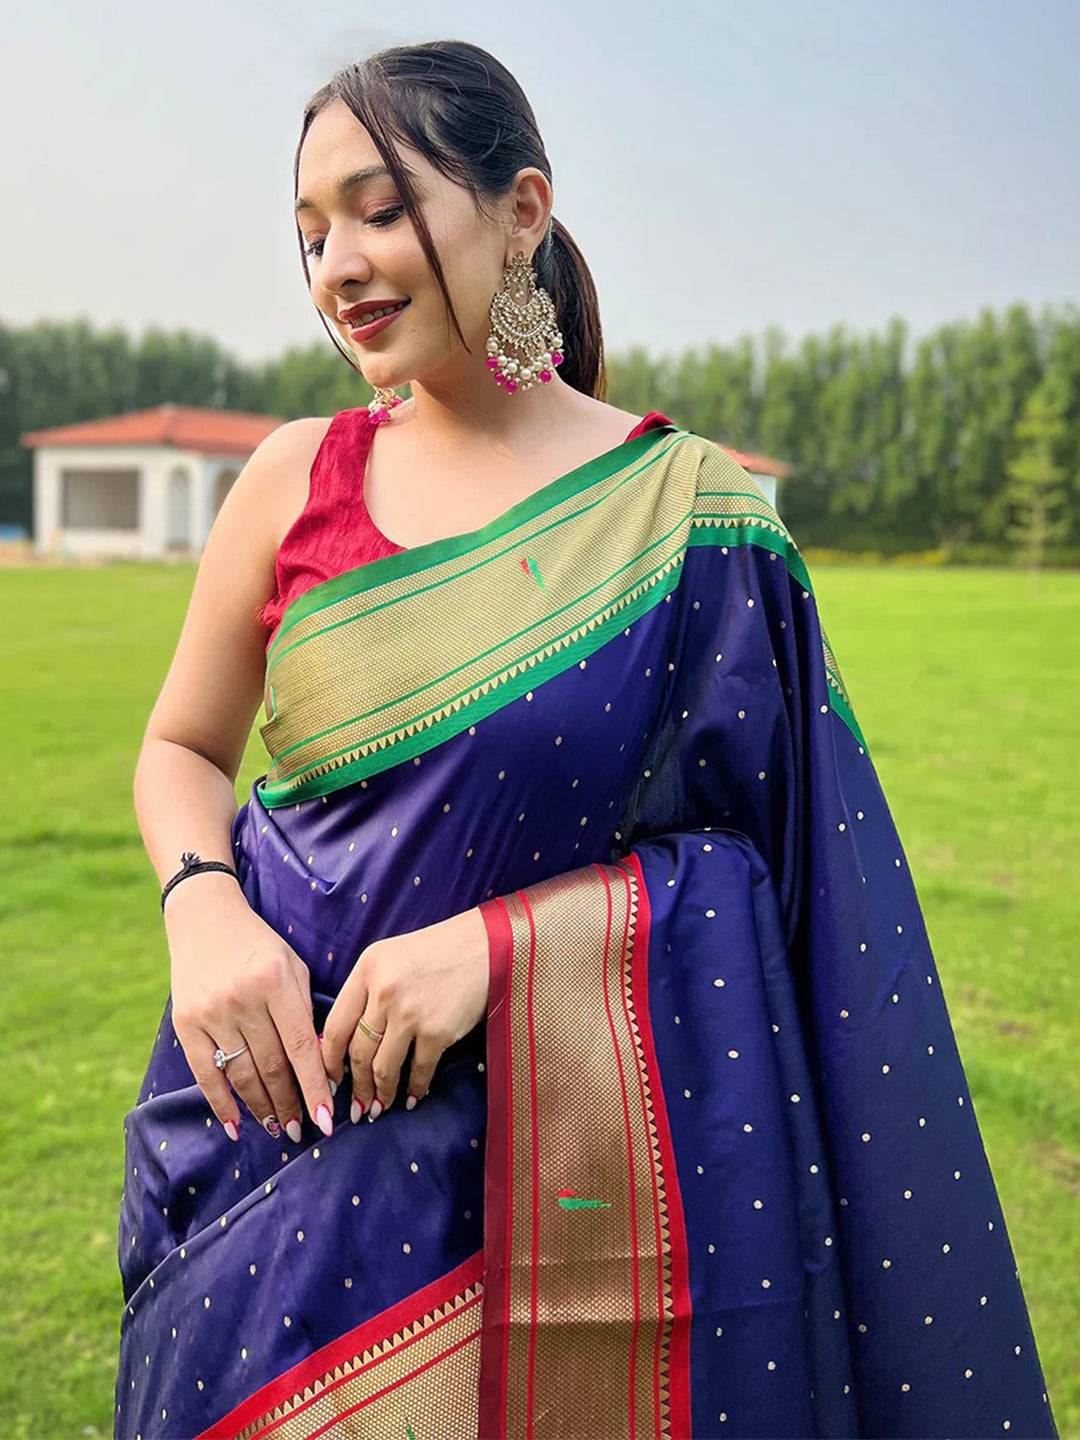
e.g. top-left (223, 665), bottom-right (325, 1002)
top-left (114, 420), bottom-right (1058, 1437)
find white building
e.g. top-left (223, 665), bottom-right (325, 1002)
top-left (20, 403), bottom-right (284, 558)
top-left (19, 403), bottom-right (791, 558)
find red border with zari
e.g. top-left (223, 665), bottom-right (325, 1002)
top-left (477, 850), bottom-right (693, 1438)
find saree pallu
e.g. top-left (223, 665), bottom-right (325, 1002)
top-left (114, 422), bottom-right (1059, 1439)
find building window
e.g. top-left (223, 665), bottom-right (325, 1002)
top-left (61, 469), bottom-right (139, 530)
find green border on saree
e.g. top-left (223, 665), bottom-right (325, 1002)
top-left (264, 423), bottom-right (684, 672)
top-left (255, 426), bottom-right (868, 807)
top-left (258, 549), bottom-right (690, 805)
top-left (685, 502), bottom-right (869, 754)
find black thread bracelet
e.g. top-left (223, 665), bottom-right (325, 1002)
top-left (161, 850), bottom-right (240, 912)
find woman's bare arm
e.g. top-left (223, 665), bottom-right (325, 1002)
top-left (131, 415), bottom-right (341, 1143)
top-left (133, 417), bottom-right (330, 896)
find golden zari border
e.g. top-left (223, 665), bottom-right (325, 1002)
top-left (256, 429), bottom-right (695, 806)
top-left (255, 428), bottom-right (867, 807)
top-left (199, 1253), bottom-right (485, 1439)
top-left (479, 855), bottom-right (693, 1437)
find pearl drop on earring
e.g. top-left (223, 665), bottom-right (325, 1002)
top-left (485, 251), bottom-right (564, 396)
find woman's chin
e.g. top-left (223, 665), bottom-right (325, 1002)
top-left (358, 359), bottom-right (406, 387)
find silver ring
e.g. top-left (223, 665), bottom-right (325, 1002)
top-left (213, 1044), bottom-right (249, 1070)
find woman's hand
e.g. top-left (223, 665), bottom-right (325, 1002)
top-left (165, 873), bottom-right (336, 1144)
top-left (319, 905), bottom-right (490, 1121)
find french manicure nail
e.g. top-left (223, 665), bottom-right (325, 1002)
top-left (367, 1099), bottom-right (383, 1122)
top-left (350, 1097), bottom-right (365, 1124)
top-left (224, 1119), bottom-right (239, 1142)
top-left (405, 1094), bottom-right (417, 1111)
top-left (329, 1077), bottom-right (338, 1097)
top-left (315, 1103), bottom-right (333, 1137)
top-left (285, 1118), bottom-right (303, 1143)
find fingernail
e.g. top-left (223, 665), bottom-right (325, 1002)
top-left (285, 1118), bottom-right (303, 1143)
top-left (405, 1094), bottom-right (417, 1111)
top-left (262, 1115), bottom-right (281, 1138)
top-left (223, 1119), bottom-right (239, 1142)
top-left (350, 1097), bottom-right (365, 1124)
top-left (329, 1077), bottom-right (338, 1097)
top-left (367, 1099), bottom-right (383, 1122)
top-left (315, 1103), bottom-right (333, 1137)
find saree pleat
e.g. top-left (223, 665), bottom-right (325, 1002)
top-left (114, 423), bottom-right (1058, 1438)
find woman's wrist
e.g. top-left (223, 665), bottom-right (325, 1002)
top-left (162, 866), bottom-right (244, 920)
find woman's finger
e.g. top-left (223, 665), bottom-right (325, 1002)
top-left (266, 980), bottom-right (336, 1137)
top-left (347, 1001), bottom-right (387, 1120)
top-left (320, 967), bottom-right (368, 1086)
top-left (369, 1018), bottom-right (413, 1116)
top-left (240, 1013), bottom-right (306, 1141)
top-left (405, 1033), bottom-right (443, 1109)
top-left (212, 1029), bottom-right (282, 1138)
top-left (180, 1026), bottom-right (247, 1141)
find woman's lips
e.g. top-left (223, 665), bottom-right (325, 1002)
top-left (348, 300), bottom-right (410, 341)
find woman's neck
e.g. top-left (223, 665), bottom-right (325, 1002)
top-left (394, 371), bottom-right (598, 456)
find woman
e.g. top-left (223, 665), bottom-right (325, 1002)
top-left (114, 39), bottom-right (1059, 1440)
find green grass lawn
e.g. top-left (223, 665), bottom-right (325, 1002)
top-left (0, 560), bottom-right (1076, 1437)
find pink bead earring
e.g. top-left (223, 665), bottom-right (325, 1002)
top-left (367, 385), bottom-right (404, 425)
top-left (485, 250), bottom-right (564, 395)
top-left (365, 249), bottom-right (563, 416)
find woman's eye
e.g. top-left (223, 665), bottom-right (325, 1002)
top-left (302, 206), bottom-right (404, 259)
top-left (368, 205), bottom-right (405, 228)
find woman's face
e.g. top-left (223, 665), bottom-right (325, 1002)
top-left (295, 98), bottom-right (549, 393)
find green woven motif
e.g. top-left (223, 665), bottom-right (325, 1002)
top-left (557, 1188), bottom-right (613, 1210)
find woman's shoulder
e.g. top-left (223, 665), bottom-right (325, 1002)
top-left (241, 415), bottom-right (355, 577)
top-left (684, 431), bottom-right (778, 498)
top-left (224, 416), bottom-right (335, 528)
top-left (261, 411), bottom-right (362, 494)
top-left (675, 432), bottom-right (797, 551)
top-left (265, 407), bottom-right (373, 457)
top-left (251, 414), bottom-right (339, 482)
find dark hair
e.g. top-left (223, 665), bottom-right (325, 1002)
top-left (294, 39), bottom-right (605, 399)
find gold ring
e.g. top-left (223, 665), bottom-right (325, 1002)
top-left (356, 1017), bottom-right (384, 1043)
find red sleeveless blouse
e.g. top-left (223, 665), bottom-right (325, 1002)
top-left (258, 407), bottom-right (676, 649)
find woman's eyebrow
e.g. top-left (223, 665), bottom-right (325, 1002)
top-left (294, 164), bottom-right (414, 215)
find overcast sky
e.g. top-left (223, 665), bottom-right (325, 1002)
top-left (3, 0), bottom-right (1076, 368)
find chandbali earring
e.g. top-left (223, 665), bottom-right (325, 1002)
top-left (367, 384), bottom-right (404, 426)
top-left (485, 251), bottom-right (564, 395)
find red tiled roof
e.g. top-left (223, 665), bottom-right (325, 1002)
top-left (724, 446), bottom-right (792, 478)
top-left (18, 403), bottom-right (285, 457)
top-left (18, 404), bottom-right (793, 477)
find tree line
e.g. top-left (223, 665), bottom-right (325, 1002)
top-left (1, 299), bottom-right (1077, 564)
